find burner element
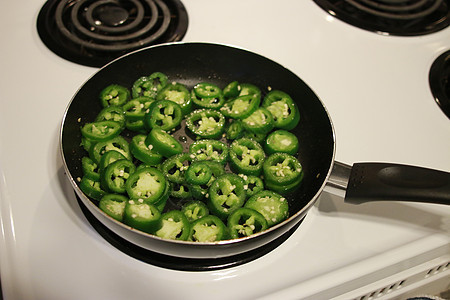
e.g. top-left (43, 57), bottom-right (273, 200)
top-left (37, 0), bottom-right (188, 67)
top-left (429, 50), bottom-right (450, 119)
top-left (313, 0), bottom-right (450, 36)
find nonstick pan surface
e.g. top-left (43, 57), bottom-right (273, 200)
top-left (60, 42), bottom-right (335, 258)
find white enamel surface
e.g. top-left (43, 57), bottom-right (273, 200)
top-left (0, 1), bottom-right (449, 299)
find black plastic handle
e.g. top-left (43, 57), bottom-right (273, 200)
top-left (345, 163), bottom-right (450, 205)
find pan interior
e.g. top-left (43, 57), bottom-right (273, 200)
top-left (61, 42), bottom-right (335, 235)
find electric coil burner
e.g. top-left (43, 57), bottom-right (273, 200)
top-left (37, 0), bottom-right (188, 67)
top-left (429, 50), bottom-right (450, 119)
top-left (313, 0), bottom-right (450, 36)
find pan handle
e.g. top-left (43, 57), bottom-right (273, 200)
top-left (326, 162), bottom-right (450, 205)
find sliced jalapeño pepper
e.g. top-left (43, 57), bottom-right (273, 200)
top-left (239, 174), bottom-right (264, 198)
top-left (100, 84), bottom-right (130, 107)
top-left (185, 108), bottom-right (225, 139)
top-left (191, 82), bottom-right (225, 109)
top-left (89, 135), bottom-right (131, 164)
top-left (170, 182), bottom-right (192, 199)
top-left (98, 150), bottom-right (127, 174)
top-left (161, 152), bottom-right (192, 184)
top-left (145, 128), bottom-right (183, 158)
top-left (189, 161), bottom-right (225, 200)
top-left (122, 96), bottom-right (154, 121)
top-left (185, 161), bottom-right (212, 185)
top-left (244, 190), bottom-right (289, 227)
top-left (264, 130), bottom-right (299, 156)
top-left (220, 94), bottom-right (260, 120)
top-left (189, 215), bottom-right (227, 242)
top-left (123, 200), bottom-right (161, 234)
top-left (238, 83), bottom-right (261, 99)
top-left (223, 81), bottom-right (240, 100)
top-left (81, 120), bottom-right (122, 142)
top-left (262, 90), bottom-right (300, 130)
top-left (227, 207), bottom-right (268, 239)
top-left (263, 152), bottom-right (303, 186)
top-left (130, 134), bottom-right (163, 166)
top-left (132, 72), bottom-right (168, 99)
top-left (125, 166), bottom-right (167, 204)
top-left (229, 137), bottom-right (266, 176)
top-left (207, 173), bottom-right (246, 220)
top-left (241, 107), bottom-right (274, 134)
top-left (81, 156), bottom-right (100, 181)
top-left (156, 82), bottom-right (192, 115)
top-left (95, 106), bottom-right (126, 129)
top-left (79, 176), bottom-right (106, 201)
top-left (154, 210), bottom-right (190, 241)
top-left (188, 139), bottom-right (228, 165)
top-left (225, 119), bottom-right (244, 140)
top-left (144, 99), bottom-right (183, 131)
top-left (99, 194), bottom-right (128, 221)
top-left (101, 159), bottom-right (136, 194)
top-left (181, 200), bottom-right (209, 223)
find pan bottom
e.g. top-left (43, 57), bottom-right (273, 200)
top-left (77, 196), bottom-right (302, 271)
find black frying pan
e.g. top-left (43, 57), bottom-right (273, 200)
top-left (60, 42), bottom-right (450, 259)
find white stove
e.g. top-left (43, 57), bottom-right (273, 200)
top-left (0, 1), bottom-right (449, 299)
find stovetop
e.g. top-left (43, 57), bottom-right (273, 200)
top-left (0, 1), bottom-right (449, 299)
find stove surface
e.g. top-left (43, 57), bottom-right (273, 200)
top-left (0, 1), bottom-right (449, 299)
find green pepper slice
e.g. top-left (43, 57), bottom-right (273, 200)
top-left (189, 139), bottom-right (228, 165)
top-left (220, 94), bottom-right (260, 120)
top-left (181, 200), bottom-right (209, 223)
top-left (123, 200), bottom-right (161, 234)
top-left (125, 166), bottom-right (166, 204)
top-left (191, 82), bottom-right (225, 109)
top-left (223, 81), bottom-right (240, 100)
top-left (154, 210), bottom-right (190, 241)
top-left (263, 152), bottom-right (303, 186)
top-left (185, 161), bottom-right (212, 185)
top-left (160, 152), bottom-right (192, 184)
top-left (130, 134), bottom-right (163, 166)
top-left (100, 84), bottom-right (130, 107)
top-left (99, 194), bottom-right (128, 221)
top-left (79, 176), bottom-right (107, 201)
top-left (242, 107), bottom-right (274, 134)
top-left (81, 156), bottom-right (100, 181)
top-left (156, 82), bottom-right (192, 115)
top-left (89, 136), bottom-right (131, 164)
top-left (244, 190), bottom-right (289, 227)
top-left (122, 97), bottom-right (154, 121)
top-left (229, 137), bottom-right (266, 176)
top-left (239, 174), bottom-right (264, 198)
top-left (101, 159), bottom-right (136, 194)
top-left (225, 119), bottom-right (244, 140)
top-left (264, 130), bottom-right (299, 156)
top-left (95, 106), bottom-right (126, 129)
top-left (207, 173), bottom-right (246, 220)
top-left (262, 90), bottom-right (300, 130)
top-left (144, 99), bottom-right (183, 131)
top-left (145, 128), bottom-right (183, 158)
top-left (227, 207), bottom-right (268, 239)
top-left (189, 161), bottom-right (225, 200)
top-left (185, 109), bottom-right (225, 139)
top-left (265, 172), bottom-right (303, 195)
top-left (98, 150), bottom-right (128, 174)
top-left (189, 215), bottom-right (227, 242)
top-left (170, 182), bottom-right (192, 199)
top-left (132, 72), bottom-right (168, 99)
top-left (238, 83), bottom-right (261, 99)
top-left (81, 120), bottom-right (122, 142)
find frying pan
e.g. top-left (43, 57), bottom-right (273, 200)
top-left (60, 42), bottom-right (450, 259)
